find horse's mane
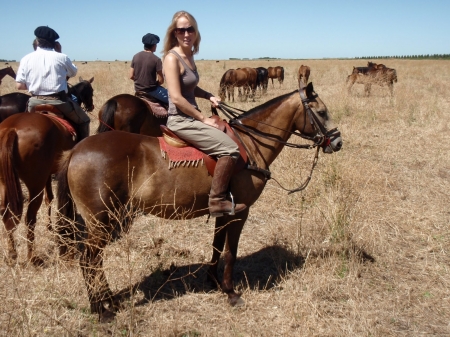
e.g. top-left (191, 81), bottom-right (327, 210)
top-left (238, 90), bottom-right (297, 119)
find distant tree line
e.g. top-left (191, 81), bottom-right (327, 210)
top-left (0, 59), bottom-right (16, 62)
top-left (355, 54), bottom-right (450, 60)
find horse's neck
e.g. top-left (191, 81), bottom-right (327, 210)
top-left (238, 93), bottom-right (301, 168)
top-left (0, 69), bottom-right (6, 80)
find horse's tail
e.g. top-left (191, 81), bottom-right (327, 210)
top-left (0, 129), bottom-right (23, 220)
top-left (96, 99), bottom-right (117, 133)
top-left (56, 150), bottom-right (81, 256)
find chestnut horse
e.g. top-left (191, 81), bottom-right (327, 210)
top-left (96, 94), bottom-right (167, 135)
top-left (56, 81), bottom-right (343, 322)
top-left (218, 68), bottom-right (257, 102)
top-left (298, 65), bottom-right (311, 85)
top-left (0, 77), bottom-right (95, 266)
top-left (0, 66), bottom-right (16, 85)
top-left (0, 77), bottom-right (94, 123)
top-left (267, 66), bottom-right (284, 87)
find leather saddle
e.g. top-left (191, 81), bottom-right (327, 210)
top-left (160, 115), bottom-right (248, 176)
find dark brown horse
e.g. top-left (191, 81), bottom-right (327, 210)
top-left (255, 67), bottom-right (269, 95)
top-left (218, 68), bottom-right (257, 102)
top-left (96, 94), bottom-right (167, 136)
top-left (0, 77), bottom-right (94, 123)
top-left (0, 92), bottom-right (30, 122)
top-left (0, 66), bottom-right (16, 85)
top-left (56, 80), bottom-right (342, 322)
top-left (267, 66), bottom-right (284, 87)
top-left (0, 78), bottom-right (95, 266)
top-left (298, 65), bottom-right (311, 85)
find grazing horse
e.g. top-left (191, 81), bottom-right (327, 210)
top-left (255, 67), bottom-right (269, 95)
top-left (0, 66), bottom-right (16, 85)
top-left (298, 65), bottom-right (311, 85)
top-left (218, 68), bottom-right (257, 102)
top-left (347, 64), bottom-right (397, 96)
top-left (0, 77), bottom-right (94, 123)
top-left (0, 78), bottom-right (95, 266)
top-left (56, 80), bottom-right (343, 322)
top-left (96, 94), bottom-right (167, 136)
top-left (267, 66), bottom-right (284, 87)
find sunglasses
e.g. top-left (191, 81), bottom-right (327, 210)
top-left (175, 26), bottom-right (195, 34)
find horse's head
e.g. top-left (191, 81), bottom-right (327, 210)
top-left (71, 77), bottom-right (95, 112)
top-left (296, 80), bottom-right (342, 153)
top-left (7, 66), bottom-right (16, 79)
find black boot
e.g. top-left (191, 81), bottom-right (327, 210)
top-left (208, 156), bottom-right (246, 217)
top-left (77, 122), bottom-right (90, 142)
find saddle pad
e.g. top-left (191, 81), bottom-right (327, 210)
top-left (158, 137), bottom-right (204, 169)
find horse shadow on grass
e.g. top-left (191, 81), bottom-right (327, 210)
top-left (111, 243), bottom-right (375, 309)
top-left (110, 244), bottom-right (302, 308)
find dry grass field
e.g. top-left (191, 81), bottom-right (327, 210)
top-left (0, 58), bottom-right (449, 336)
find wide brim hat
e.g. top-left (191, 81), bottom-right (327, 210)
top-left (34, 26), bottom-right (59, 43)
top-left (142, 33), bottom-right (160, 45)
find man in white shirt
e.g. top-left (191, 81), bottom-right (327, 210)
top-left (15, 26), bottom-right (90, 141)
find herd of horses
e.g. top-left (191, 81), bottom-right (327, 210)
top-left (4, 59), bottom-right (408, 322)
top-left (218, 66), bottom-right (284, 102)
top-left (347, 61), bottom-right (398, 96)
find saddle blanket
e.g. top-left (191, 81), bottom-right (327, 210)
top-left (158, 137), bottom-right (204, 169)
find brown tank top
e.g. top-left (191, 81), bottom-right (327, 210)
top-left (167, 50), bottom-right (199, 116)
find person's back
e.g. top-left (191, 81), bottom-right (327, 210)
top-left (129, 33), bottom-right (168, 104)
top-left (15, 26), bottom-right (90, 142)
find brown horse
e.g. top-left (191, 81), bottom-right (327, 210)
top-left (56, 80), bottom-right (342, 322)
top-left (267, 66), bottom-right (284, 87)
top-left (0, 66), bottom-right (16, 85)
top-left (298, 65), bottom-right (311, 86)
top-left (218, 68), bottom-right (257, 102)
top-left (0, 77), bottom-right (94, 123)
top-left (347, 64), bottom-right (397, 96)
top-left (0, 78), bottom-right (95, 266)
top-left (96, 94), bottom-right (167, 135)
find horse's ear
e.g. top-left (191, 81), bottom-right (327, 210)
top-left (89, 77), bottom-right (94, 83)
top-left (306, 82), bottom-right (314, 96)
top-left (79, 76), bottom-right (84, 82)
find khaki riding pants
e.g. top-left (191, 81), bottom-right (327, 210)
top-left (28, 97), bottom-right (90, 125)
top-left (167, 114), bottom-right (239, 159)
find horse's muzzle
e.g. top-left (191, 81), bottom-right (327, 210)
top-left (322, 129), bottom-right (342, 153)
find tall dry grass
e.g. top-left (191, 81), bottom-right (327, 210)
top-left (0, 59), bottom-right (449, 336)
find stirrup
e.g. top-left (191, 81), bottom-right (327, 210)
top-left (228, 192), bottom-right (236, 216)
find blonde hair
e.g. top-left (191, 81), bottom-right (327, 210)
top-left (162, 11), bottom-right (201, 58)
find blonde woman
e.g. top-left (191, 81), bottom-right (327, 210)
top-left (163, 11), bottom-right (246, 217)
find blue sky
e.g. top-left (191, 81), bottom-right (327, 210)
top-left (1, 0), bottom-right (448, 61)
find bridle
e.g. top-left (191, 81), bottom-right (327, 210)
top-left (216, 85), bottom-right (339, 193)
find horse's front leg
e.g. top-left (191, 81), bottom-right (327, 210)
top-left (221, 209), bottom-right (249, 307)
top-left (207, 216), bottom-right (228, 287)
top-left (25, 189), bottom-right (45, 266)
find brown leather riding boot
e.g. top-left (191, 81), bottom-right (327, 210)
top-left (208, 156), bottom-right (247, 217)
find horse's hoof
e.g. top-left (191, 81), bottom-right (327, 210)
top-left (228, 296), bottom-right (245, 308)
top-left (99, 309), bottom-right (116, 323)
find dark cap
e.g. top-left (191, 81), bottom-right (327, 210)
top-left (142, 33), bottom-right (160, 45)
top-left (34, 26), bottom-right (59, 42)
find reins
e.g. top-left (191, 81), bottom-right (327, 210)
top-left (216, 89), bottom-right (332, 194)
